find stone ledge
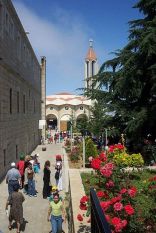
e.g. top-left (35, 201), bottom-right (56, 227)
top-left (69, 169), bottom-right (91, 233)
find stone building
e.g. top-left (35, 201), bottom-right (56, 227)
top-left (0, 0), bottom-right (41, 179)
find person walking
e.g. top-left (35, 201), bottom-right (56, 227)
top-left (16, 155), bottom-right (25, 188)
top-left (6, 162), bottom-right (21, 195)
top-left (5, 183), bottom-right (25, 233)
top-left (47, 193), bottom-right (66, 233)
top-left (55, 156), bottom-right (63, 191)
top-left (43, 160), bottom-right (51, 199)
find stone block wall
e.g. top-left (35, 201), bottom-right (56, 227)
top-left (0, 0), bottom-right (41, 180)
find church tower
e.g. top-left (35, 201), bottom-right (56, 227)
top-left (85, 39), bottom-right (98, 89)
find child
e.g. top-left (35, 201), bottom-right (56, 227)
top-left (49, 186), bottom-right (63, 203)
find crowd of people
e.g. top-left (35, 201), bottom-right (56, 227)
top-left (4, 153), bottom-right (65, 233)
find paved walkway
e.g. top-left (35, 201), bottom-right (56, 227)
top-left (0, 143), bottom-right (68, 233)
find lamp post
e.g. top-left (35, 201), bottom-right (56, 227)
top-left (83, 135), bottom-right (85, 168)
top-left (70, 121), bottom-right (73, 152)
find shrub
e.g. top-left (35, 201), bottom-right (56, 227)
top-left (85, 138), bottom-right (98, 163)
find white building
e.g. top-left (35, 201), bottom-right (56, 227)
top-left (46, 40), bottom-right (99, 132)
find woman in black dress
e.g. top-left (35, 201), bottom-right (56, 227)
top-left (43, 160), bottom-right (51, 199)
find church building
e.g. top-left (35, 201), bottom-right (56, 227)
top-left (45, 40), bottom-right (99, 132)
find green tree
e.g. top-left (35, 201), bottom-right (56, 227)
top-left (86, 0), bottom-right (156, 147)
top-left (85, 137), bottom-right (98, 162)
top-left (76, 114), bottom-right (89, 133)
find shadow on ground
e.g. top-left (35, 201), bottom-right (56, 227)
top-left (77, 224), bottom-right (91, 233)
top-left (11, 218), bottom-right (28, 232)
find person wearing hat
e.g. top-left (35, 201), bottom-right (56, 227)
top-left (6, 162), bottom-right (21, 195)
top-left (5, 183), bottom-right (25, 232)
top-left (48, 186), bottom-right (63, 203)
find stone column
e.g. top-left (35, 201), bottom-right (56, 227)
top-left (58, 117), bottom-right (61, 143)
top-left (40, 56), bottom-right (46, 140)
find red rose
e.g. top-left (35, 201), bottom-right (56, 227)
top-left (91, 158), bottom-right (101, 170)
top-left (121, 219), bottom-right (127, 228)
top-left (97, 191), bottom-right (105, 198)
top-left (124, 204), bottom-right (135, 215)
top-left (114, 144), bottom-right (125, 150)
top-left (113, 202), bottom-right (123, 211)
top-left (100, 201), bottom-right (111, 211)
top-left (80, 195), bottom-right (89, 203)
top-left (79, 203), bottom-right (87, 210)
top-left (111, 195), bottom-right (122, 204)
top-left (128, 187), bottom-right (137, 197)
top-left (120, 188), bottom-right (127, 194)
top-left (77, 214), bottom-right (83, 221)
top-left (106, 180), bottom-right (114, 188)
top-left (99, 152), bottom-right (107, 162)
top-left (111, 217), bottom-right (121, 225)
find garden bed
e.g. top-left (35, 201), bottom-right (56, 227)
top-left (77, 145), bottom-right (156, 233)
top-left (81, 169), bottom-right (156, 232)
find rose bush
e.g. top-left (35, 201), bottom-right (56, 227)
top-left (78, 144), bottom-right (156, 232)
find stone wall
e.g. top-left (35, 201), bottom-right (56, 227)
top-left (0, 0), bottom-right (41, 180)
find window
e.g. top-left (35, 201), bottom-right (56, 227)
top-left (5, 12), bottom-right (8, 29)
top-left (34, 100), bottom-right (36, 113)
top-left (16, 145), bottom-right (18, 159)
top-left (3, 149), bottom-right (6, 167)
top-left (17, 91), bottom-right (19, 113)
top-left (65, 106), bottom-right (69, 110)
top-left (16, 33), bottom-right (21, 59)
top-left (50, 107), bottom-right (53, 110)
top-left (23, 94), bottom-right (25, 113)
top-left (92, 61), bottom-right (95, 76)
top-left (86, 61), bottom-right (89, 78)
top-left (80, 106), bottom-right (84, 110)
top-left (9, 88), bottom-right (12, 114)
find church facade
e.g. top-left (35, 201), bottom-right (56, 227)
top-left (45, 40), bottom-right (98, 132)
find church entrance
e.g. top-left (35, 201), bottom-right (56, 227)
top-left (46, 114), bottom-right (57, 130)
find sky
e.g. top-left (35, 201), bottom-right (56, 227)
top-left (12, 0), bottom-right (142, 95)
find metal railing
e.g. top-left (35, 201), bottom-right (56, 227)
top-left (90, 188), bottom-right (111, 233)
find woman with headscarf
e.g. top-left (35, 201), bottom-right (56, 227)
top-left (5, 183), bottom-right (25, 233)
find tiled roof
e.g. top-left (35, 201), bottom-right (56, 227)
top-left (86, 47), bottom-right (97, 61)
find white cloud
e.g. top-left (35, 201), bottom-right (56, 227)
top-left (12, 1), bottom-right (92, 94)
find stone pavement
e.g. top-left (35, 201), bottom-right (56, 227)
top-left (0, 143), bottom-right (68, 233)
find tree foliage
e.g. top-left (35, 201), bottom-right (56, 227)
top-left (86, 0), bottom-right (156, 147)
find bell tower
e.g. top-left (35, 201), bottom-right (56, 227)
top-left (85, 39), bottom-right (98, 89)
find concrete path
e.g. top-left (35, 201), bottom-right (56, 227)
top-left (0, 143), bottom-right (68, 233)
